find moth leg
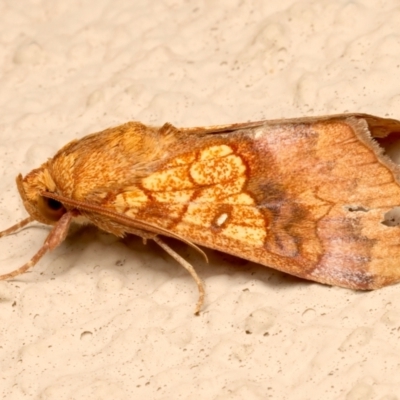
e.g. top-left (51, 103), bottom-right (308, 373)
top-left (153, 236), bottom-right (205, 315)
top-left (0, 240), bottom-right (50, 280)
top-left (0, 212), bottom-right (73, 280)
top-left (0, 216), bottom-right (34, 238)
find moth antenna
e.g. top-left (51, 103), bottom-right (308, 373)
top-left (0, 216), bottom-right (34, 238)
top-left (153, 236), bottom-right (205, 315)
top-left (178, 239), bottom-right (208, 264)
top-left (0, 212), bottom-right (73, 281)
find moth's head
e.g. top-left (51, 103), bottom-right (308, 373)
top-left (17, 166), bottom-right (67, 226)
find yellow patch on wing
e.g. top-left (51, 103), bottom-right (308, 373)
top-left (199, 145), bottom-right (233, 160)
top-left (195, 177), bottom-right (246, 202)
top-left (223, 193), bottom-right (254, 205)
top-left (133, 144), bottom-right (267, 247)
top-left (151, 189), bottom-right (193, 204)
top-left (230, 204), bottom-right (265, 228)
top-left (178, 189), bottom-right (266, 245)
top-left (164, 145), bottom-right (267, 244)
top-left (216, 192), bottom-right (266, 244)
top-left (190, 154), bottom-right (246, 185)
top-left (182, 203), bottom-right (216, 227)
top-left (114, 186), bottom-right (148, 217)
top-left (142, 165), bottom-right (194, 191)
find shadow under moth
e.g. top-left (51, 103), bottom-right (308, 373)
top-left (1, 113), bottom-right (400, 313)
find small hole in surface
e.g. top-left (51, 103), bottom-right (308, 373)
top-left (80, 331), bottom-right (93, 340)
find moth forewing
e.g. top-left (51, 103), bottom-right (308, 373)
top-left (1, 113), bottom-right (400, 313)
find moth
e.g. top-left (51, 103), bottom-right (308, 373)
top-left (2, 113), bottom-right (400, 313)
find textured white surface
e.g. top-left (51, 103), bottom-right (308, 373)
top-left (1, 1), bottom-right (400, 399)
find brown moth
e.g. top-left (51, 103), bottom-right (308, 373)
top-left (2, 113), bottom-right (400, 313)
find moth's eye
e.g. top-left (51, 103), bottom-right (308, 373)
top-left (37, 196), bottom-right (66, 222)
